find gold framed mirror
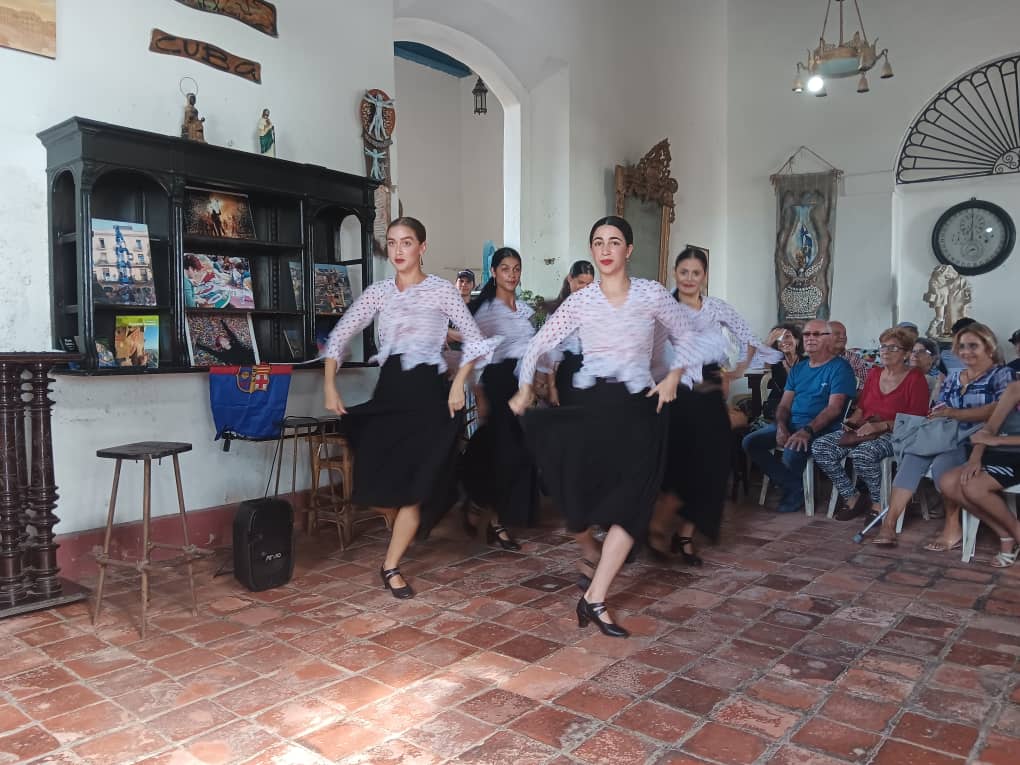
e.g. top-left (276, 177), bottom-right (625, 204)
top-left (614, 139), bottom-right (677, 285)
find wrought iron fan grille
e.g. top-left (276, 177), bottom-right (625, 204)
top-left (897, 53), bottom-right (1020, 184)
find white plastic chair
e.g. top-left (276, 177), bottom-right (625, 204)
top-left (759, 455), bottom-right (816, 516)
top-left (961, 485), bottom-right (1020, 563)
top-left (825, 456), bottom-right (895, 522)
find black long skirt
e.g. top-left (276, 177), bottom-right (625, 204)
top-left (554, 351), bottom-right (583, 407)
top-left (341, 356), bottom-right (463, 535)
top-left (661, 371), bottom-right (730, 542)
top-left (461, 359), bottom-right (539, 527)
top-left (523, 380), bottom-right (668, 540)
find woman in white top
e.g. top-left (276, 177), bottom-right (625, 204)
top-left (509, 216), bottom-right (719, 637)
top-left (650, 247), bottom-right (780, 564)
top-left (461, 247), bottom-right (546, 550)
top-left (323, 217), bottom-right (497, 600)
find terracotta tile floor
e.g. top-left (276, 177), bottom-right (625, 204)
top-left (2, 494), bottom-right (1020, 764)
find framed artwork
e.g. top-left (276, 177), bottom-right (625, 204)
top-left (184, 187), bottom-right (256, 240)
top-left (313, 264), bottom-right (353, 315)
top-left (0, 1), bottom-right (56, 58)
top-left (90, 219), bottom-right (157, 306)
top-left (183, 253), bottom-right (255, 309)
top-left (185, 313), bottom-right (259, 367)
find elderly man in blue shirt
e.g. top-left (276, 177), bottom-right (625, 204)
top-left (743, 319), bottom-right (857, 513)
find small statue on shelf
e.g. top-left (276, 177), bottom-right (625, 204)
top-left (923, 263), bottom-right (972, 339)
top-left (181, 92), bottom-right (206, 143)
top-left (257, 108), bottom-right (275, 157)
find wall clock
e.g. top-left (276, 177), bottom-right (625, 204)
top-left (931, 198), bottom-right (1015, 275)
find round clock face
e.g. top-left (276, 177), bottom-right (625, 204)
top-left (932, 200), bottom-right (1015, 275)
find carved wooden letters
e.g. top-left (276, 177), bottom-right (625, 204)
top-left (149, 29), bottom-right (262, 83)
top-left (171, 0), bottom-right (278, 37)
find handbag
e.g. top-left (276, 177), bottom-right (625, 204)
top-left (838, 416), bottom-right (883, 448)
top-left (209, 364), bottom-right (293, 442)
top-left (891, 413), bottom-right (981, 459)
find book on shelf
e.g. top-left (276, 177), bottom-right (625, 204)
top-left (313, 263), bottom-right (353, 315)
top-left (183, 187), bottom-right (256, 240)
top-left (288, 261), bottom-right (304, 309)
top-left (95, 337), bottom-right (118, 368)
top-left (91, 219), bottom-right (157, 306)
top-left (183, 253), bottom-right (255, 309)
top-left (185, 313), bottom-right (259, 367)
top-left (283, 328), bottom-right (303, 359)
top-left (113, 315), bottom-right (159, 368)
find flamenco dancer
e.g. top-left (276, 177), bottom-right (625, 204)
top-left (650, 247), bottom-right (781, 564)
top-left (510, 216), bottom-right (719, 637)
top-left (323, 217), bottom-right (497, 599)
top-left (548, 260), bottom-right (595, 407)
top-left (460, 247), bottom-right (547, 550)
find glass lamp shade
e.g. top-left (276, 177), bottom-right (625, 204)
top-left (472, 77), bottom-right (488, 115)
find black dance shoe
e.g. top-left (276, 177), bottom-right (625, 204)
top-left (486, 524), bottom-right (521, 551)
top-left (576, 596), bottom-right (629, 638)
top-left (380, 567), bottom-right (414, 599)
top-left (671, 535), bottom-right (703, 567)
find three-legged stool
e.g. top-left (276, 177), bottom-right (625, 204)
top-left (91, 441), bottom-right (211, 637)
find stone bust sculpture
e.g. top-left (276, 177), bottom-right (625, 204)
top-left (923, 264), bottom-right (971, 339)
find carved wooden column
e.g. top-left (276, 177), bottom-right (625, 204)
top-left (0, 353), bottom-right (87, 618)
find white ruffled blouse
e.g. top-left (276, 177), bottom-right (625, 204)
top-left (518, 278), bottom-right (725, 394)
top-left (472, 298), bottom-right (552, 374)
top-left (324, 274), bottom-right (499, 372)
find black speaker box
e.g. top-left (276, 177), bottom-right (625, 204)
top-left (233, 497), bottom-right (294, 591)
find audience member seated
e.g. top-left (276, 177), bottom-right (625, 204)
top-left (831, 320), bottom-right (868, 390)
top-left (873, 323), bottom-right (1014, 547)
top-left (910, 336), bottom-right (947, 405)
top-left (1009, 329), bottom-right (1020, 373)
top-left (897, 321), bottom-right (921, 347)
top-left (743, 319), bottom-right (856, 513)
top-left (812, 327), bottom-right (929, 521)
top-left (938, 380), bottom-right (1020, 567)
top-left (761, 323), bottom-right (802, 421)
top-left (939, 317), bottom-right (977, 374)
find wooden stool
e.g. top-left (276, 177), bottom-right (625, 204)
top-left (91, 441), bottom-right (211, 637)
top-left (309, 417), bottom-right (355, 548)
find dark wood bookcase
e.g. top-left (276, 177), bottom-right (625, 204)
top-left (38, 117), bottom-right (378, 374)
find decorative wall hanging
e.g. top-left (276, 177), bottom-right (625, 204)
top-left (897, 53), bottom-right (1020, 184)
top-left (171, 0), bottom-right (278, 37)
top-left (0, 0), bottom-right (55, 58)
top-left (149, 29), bottom-right (262, 83)
top-left (614, 139), bottom-right (677, 285)
top-left (923, 264), bottom-right (972, 340)
top-left (373, 185), bottom-right (392, 259)
top-left (770, 148), bottom-right (842, 323)
top-left (360, 89), bottom-right (395, 184)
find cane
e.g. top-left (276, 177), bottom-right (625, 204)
top-left (853, 507), bottom-right (889, 544)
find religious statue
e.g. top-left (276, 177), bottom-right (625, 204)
top-left (257, 108), bottom-right (275, 157)
top-left (923, 264), bottom-right (972, 339)
top-left (181, 92), bottom-right (206, 143)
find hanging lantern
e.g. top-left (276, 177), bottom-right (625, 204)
top-left (472, 77), bottom-right (488, 115)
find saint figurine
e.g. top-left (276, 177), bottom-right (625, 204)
top-left (257, 108), bottom-right (276, 157)
top-left (181, 92), bottom-right (206, 143)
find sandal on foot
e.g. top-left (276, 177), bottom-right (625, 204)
top-left (923, 538), bottom-right (962, 552)
top-left (991, 540), bottom-right (1020, 568)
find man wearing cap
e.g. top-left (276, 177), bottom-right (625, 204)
top-left (455, 269), bottom-right (476, 304)
top-left (1009, 329), bottom-right (1020, 373)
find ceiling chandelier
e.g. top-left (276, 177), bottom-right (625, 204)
top-left (792, 0), bottom-right (894, 97)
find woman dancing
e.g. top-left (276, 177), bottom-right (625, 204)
top-left (650, 247), bottom-right (781, 564)
top-left (323, 217), bottom-right (497, 599)
top-left (509, 216), bottom-right (718, 637)
top-left (461, 247), bottom-right (545, 550)
top-left (548, 260), bottom-right (595, 407)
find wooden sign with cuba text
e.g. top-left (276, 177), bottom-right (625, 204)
top-left (149, 29), bottom-right (262, 83)
top-left (171, 0), bottom-right (278, 38)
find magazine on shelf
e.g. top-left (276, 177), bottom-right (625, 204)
top-left (185, 313), bottom-right (260, 367)
top-left (91, 219), bottom-right (157, 306)
top-left (183, 187), bottom-right (256, 240)
top-left (288, 261), bottom-right (304, 309)
top-left (283, 328), bottom-right (303, 359)
top-left (313, 264), bottom-right (353, 315)
top-left (183, 253), bottom-right (255, 309)
top-left (113, 315), bottom-right (159, 368)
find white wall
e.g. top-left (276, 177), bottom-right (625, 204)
top-left (392, 57), bottom-right (503, 281)
top-left (895, 173), bottom-right (1020, 351)
top-left (725, 0), bottom-right (1020, 347)
top-left (0, 0), bottom-right (395, 532)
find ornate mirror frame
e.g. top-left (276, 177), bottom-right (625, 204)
top-left (614, 139), bottom-right (678, 285)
